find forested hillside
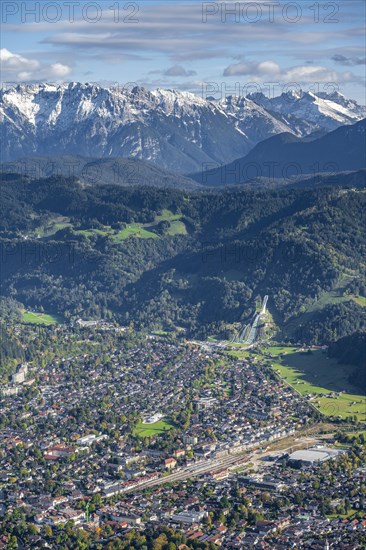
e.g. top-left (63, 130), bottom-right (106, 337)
top-left (0, 175), bottom-right (365, 343)
top-left (328, 332), bottom-right (366, 391)
top-left (192, 119), bottom-right (366, 185)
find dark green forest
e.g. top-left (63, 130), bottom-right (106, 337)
top-left (0, 174), bottom-right (365, 343)
top-left (328, 332), bottom-right (366, 391)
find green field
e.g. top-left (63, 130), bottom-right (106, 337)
top-left (35, 216), bottom-right (72, 237)
top-left (269, 348), bottom-right (366, 422)
top-left (154, 210), bottom-right (187, 236)
top-left (166, 220), bottom-right (187, 236)
top-left (155, 209), bottom-right (182, 223)
top-left (75, 224), bottom-right (159, 241)
top-left (228, 348), bottom-right (254, 359)
top-left (351, 295), bottom-right (366, 307)
top-left (75, 228), bottom-right (109, 238)
top-left (40, 210), bottom-right (187, 242)
top-left (22, 310), bottom-right (60, 325)
top-left (133, 419), bottom-right (174, 437)
top-left (227, 342), bottom-right (249, 348)
top-left (265, 346), bottom-right (298, 356)
top-left (112, 224), bottom-right (159, 241)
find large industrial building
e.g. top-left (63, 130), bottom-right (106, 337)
top-left (288, 446), bottom-right (344, 466)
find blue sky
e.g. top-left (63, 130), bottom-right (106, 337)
top-left (1, 0), bottom-right (365, 102)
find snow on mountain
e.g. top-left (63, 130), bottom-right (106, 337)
top-left (1, 83), bottom-right (365, 172)
top-left (248, 90), bottom-right (366, 132)
top-left (316, 90), bottom-right (366, 118)
top-left (217, 95), bottom-right (295, 145)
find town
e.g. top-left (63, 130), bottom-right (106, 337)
top-left (0, 322), bottom-right (365, 548)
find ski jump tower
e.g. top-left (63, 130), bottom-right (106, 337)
top-left (261, 295), bottom-right (268, 315)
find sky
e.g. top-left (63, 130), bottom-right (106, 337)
top-left (1, 0), bottom-right (365, 103)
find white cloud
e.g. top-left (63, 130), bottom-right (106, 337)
top-left (283, 65), bottom-right (353, 84)
top-left (164, 65), bottom-right (197, 77)
top-left (0, 48), bottom-right (40, 71)
top-left (223, 60), bottom-right (281, 77)
top-left (257, 61), bottom-right (280, 75)
top-left (223, 58), bottom-right (357, 84)
top-left (0, 48), bottom-right (71, 82)
top-left (50, 62), bottom-right (71, 77)
top-left (1, 0), bottom-right (363, 98)
top-left (223, 62), bottom-right (253, 76)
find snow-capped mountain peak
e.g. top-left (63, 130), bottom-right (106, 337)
top-left (1, 83), bottom-right (365, 172)
top-left (249, 88), bottom-right (365, 131)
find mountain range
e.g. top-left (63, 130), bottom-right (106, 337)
top-left (1, 176), bottom-right (365, 343)
top-left (1, 83), bottom-right (365, 173)
top-left (192, 119), bottom-right (366, 185)
top-left (0, 155), bottom-right (201, 190)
